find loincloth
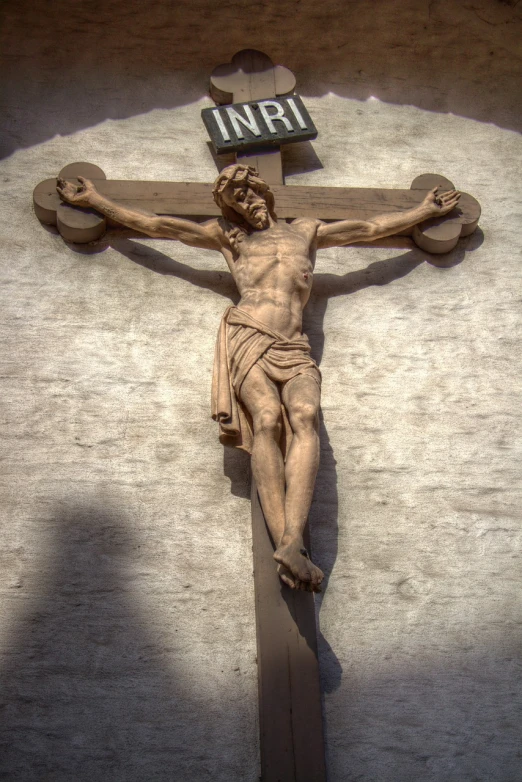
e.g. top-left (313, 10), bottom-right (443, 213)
top-left (211, 306), bottom-right (321, 454)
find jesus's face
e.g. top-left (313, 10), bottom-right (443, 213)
top-left (223, 183), bottom-right (270, 230)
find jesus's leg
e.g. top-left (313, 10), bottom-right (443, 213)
top-left (239, 365), bottom-right (290, 576)
top-left (273, 374), bottom-right (324, 592)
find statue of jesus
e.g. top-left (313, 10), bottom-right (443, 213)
top-left (57, 164), bottom-right (460, 592)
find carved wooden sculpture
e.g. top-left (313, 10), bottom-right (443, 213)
top-left (55, 165), bottom-right (460, 589)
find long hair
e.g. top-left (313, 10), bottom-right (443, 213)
top-left (212, 163), bottom-right (277, 251)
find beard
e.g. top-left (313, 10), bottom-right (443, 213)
top-left (249, 205), bottom-right (269, 229)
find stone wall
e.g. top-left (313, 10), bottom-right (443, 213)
top-left (1, 1), bottom-right (521, 780)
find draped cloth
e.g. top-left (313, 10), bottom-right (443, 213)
top-left (211, 306), bottom-right (321, 454)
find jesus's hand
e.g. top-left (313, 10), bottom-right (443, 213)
top-left (423, 186), bottom-right (461, 217)
top-left (57, 176), bottom-right (97, 208)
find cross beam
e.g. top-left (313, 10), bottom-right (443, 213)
top-left (34, 167), bottom-right (480, 253)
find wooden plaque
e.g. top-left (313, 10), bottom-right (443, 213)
top-left (202, 95), bottom-right (317, 154)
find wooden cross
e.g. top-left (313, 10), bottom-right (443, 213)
top-left (32, 50), bottom-right (481, 782)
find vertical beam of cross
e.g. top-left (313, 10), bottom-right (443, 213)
top-left (211, 50), bottom-right (327, 781)
top-left (210, 49), bottom-right (296, 185)
top-left (251, 487), bottom-right (327, 782)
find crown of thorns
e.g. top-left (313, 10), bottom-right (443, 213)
top-left (212, 163), bottom-right (271, 208)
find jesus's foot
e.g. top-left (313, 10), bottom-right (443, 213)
top-left (277, 563), bottom-right (317, 592)
top-left (277, 563), bottom-right (300, 589)
top-left (274, 538), bottom-right (323, 592)
top-left (277, 563), bottom-right (313, 592)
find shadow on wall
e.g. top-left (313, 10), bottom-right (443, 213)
top-left (1, 0), bottom-right (521, 159)
top-left (304, 231), bottom-right (483, 696)
top-left (0, 501), bottom-right (257, 782)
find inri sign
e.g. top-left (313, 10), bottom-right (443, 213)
top-left (201, 95), bottom-right (317, 154)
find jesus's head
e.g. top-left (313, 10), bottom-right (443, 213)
top-left (212, 163), bottom-right (276, 231)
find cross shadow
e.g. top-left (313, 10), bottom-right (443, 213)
top-left (67, 228), bottom-right (482, 699)
top-left (206, 139), bottom-right (324, 180)
top-left (109, 234), bottom-right (240, 302)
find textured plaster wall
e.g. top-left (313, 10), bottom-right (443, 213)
top-left (1, 1), bottom-right (521, 781)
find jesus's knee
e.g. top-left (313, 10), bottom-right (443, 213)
top-left (288, 400), bottom-right (319, 434)
top-left (253, 405), bottom-right (283, 438)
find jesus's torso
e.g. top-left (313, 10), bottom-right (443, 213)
top-left (221, 218), bottom-right (319, 339)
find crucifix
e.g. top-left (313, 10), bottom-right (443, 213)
top-left (33, 49), bottom-right (480, 782)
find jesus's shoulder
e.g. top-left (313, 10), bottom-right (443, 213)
top-left (286, 217), bottom-right (320, 241)
top-left (288, 217), bottom-right (319, 230)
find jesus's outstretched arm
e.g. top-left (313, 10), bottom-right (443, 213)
top-left (57, 176), bottom-right (223, 250)
top-left (316, 187), bottom-right (461, 249)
